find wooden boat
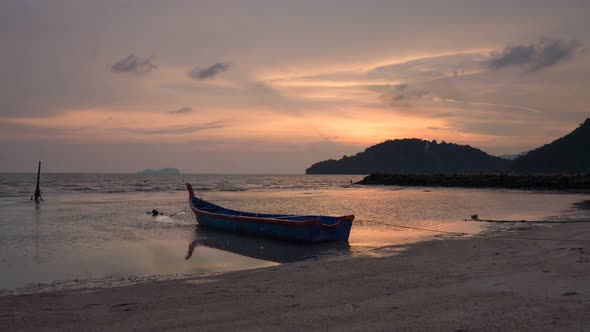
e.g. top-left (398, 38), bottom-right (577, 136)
top-left (186, 183), bottom-right (354, 243)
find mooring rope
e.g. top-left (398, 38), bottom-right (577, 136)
top-left (468, 216), bottom-right (590, 224)
top-left (369, 220), bottom-right (590, 243)
top-left (169, 207), bottom-right (188, 216)
top-left (371, 221), bottom-right (468, 236)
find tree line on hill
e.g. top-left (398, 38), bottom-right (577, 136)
top-left (306, 118), bottom-right (590, 174)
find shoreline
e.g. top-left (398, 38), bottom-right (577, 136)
top-left (0, 227), bottom-right (448, 297)
top-left (358, 173), bottom-right (590, 191)
top-left (2, 222), bottom-right (590, 330)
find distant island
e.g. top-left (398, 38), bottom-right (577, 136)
top-left (306, 118), bottom-right (590, 176)
top-left (137, 168), bottom-right (180, 175)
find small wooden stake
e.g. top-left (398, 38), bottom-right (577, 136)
top-left (33, 161), bottom-right (43, 202)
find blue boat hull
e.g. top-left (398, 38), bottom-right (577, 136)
top-left (195, 213), bottom-right (353, 243)
top-left (186, 183), bottom-right (354, 243)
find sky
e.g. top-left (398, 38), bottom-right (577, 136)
top-left (1, 0), bottom-right (589, 173)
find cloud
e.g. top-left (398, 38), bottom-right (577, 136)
top-left (168, 106), bottom-right (192, 115)
top-left (391, 84), bottom-right (430, 101)
top-left (0, 121), bottom-right (67, 136)
top-left (367, 54), bottom-right (482, 109)
top-left (111, 54), bottom-right (157, 74)
top-left (188, 62), bottom-right (231, 80)
top-left (368, 53), bottom-right (486, 82)
top-left (0, 115), bottom-right (119, 137)
top-left (379, 83), bottom-right (430, 107)
top-left (488, 38), bottom-right (582, 72)
top-left (449, 119), bottom-right (548, 137)
top-left (127, 121), bottom-right (225, 135)
top-left (246, 81), bottom-right (299, 113)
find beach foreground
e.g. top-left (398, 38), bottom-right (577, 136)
top-left (2, 223), bottom-right (590, 331)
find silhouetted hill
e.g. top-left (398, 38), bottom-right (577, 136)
top-left (305, 139), bottom-right (510, 174)
top-left (512, 118), bottom-right (590, 173)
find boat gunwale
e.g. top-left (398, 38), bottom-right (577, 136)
top-left (186, 183), bottom-right (354, 228)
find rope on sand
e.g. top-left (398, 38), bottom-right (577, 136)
top-left (372, 221), bottom-right (467, 236)
top-left (468, 214), bottom-right (590, 224)
top-left (371, 220), bottom-right (590, 244)
top-left (169, 207), bottom-right (188, 216)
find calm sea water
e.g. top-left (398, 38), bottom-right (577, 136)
top-left (1, 173), bottom-right (589, 294)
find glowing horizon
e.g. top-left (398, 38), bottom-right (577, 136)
top-left (1, 1), bottom-right (589, 173)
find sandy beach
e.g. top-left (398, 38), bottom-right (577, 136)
top-left (2, 0), bottom-right (590, 330)
top-left (1, 222), bottom-right (589, 331)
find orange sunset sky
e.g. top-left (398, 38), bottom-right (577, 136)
top-left (1, 0), bottom-right (589, 173)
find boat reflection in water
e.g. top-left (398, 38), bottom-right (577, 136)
top-left (185, 226), bottom-right (351, 263)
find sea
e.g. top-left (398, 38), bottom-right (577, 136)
top-left (1, 173), bottom-right (589, 295)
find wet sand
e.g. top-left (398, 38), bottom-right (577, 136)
top-left (2, 223), bottom-right (590, 331)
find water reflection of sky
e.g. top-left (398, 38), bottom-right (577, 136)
top-left (1, 184), bottom-right (589, 293)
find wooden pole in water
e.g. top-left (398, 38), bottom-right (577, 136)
top-left (33, 161), bottom-right (42, 202)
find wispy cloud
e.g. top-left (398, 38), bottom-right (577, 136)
top-left (168, 106), bottom-right (192, 115)
top-left (0, 118), bottom-right (110, 137)
top-left (188, 62), bottom-right (231, 80)
top-left (488, 38), bottom-right (582, 72)
top-left (111, 54), bottom-right (157, 74)
top-left (379, 83), bottom-right (430, 107)
top-left (369, 53), bottom-right (486, 82)
top-left (463, 101), bottom-right (542, 114)
top-left (127, 120), bottom-right (225, 135)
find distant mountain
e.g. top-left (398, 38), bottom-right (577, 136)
top-left (512, 118), bottom-right (590, 173)
top-left (138, 168), bottom-right (180, 175)
top-left (305, 139), bottom-right (510, 174)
